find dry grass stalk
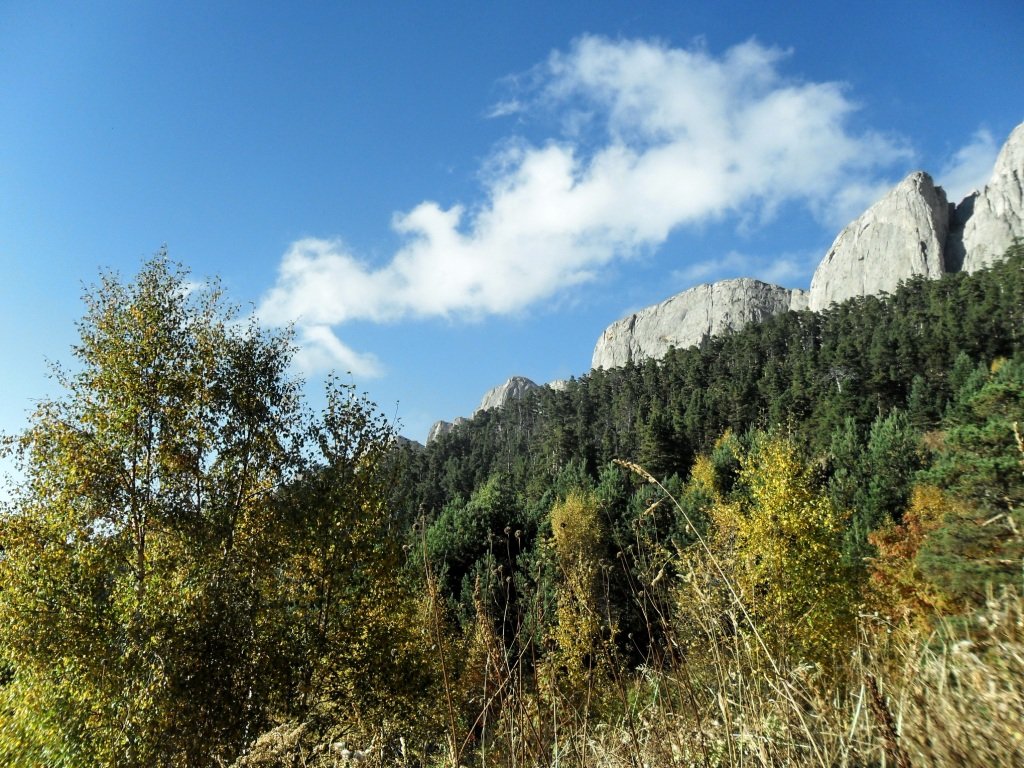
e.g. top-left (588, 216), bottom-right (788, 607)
top-left (242, 459), bottom-right (1020, 768)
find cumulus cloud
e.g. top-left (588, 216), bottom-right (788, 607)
top-left (939, 128), bottom-right (999, 204)
top-left (259, 35), bottom-right (911, 372)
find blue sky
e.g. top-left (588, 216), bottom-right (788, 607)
top-left (1, 1), bottom-right (1022, 444)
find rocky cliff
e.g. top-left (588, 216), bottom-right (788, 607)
top-left (426, 416), bottom-right (467, 445)
top-left (425, 377), bottom-right (570, 444)
top-left (591, 278), bottom-right (807, 370)
top-left (958, 122), bottom-right (1024, 273)
top-left (392, 434), bottom-right (424, 451)
top-left (806, 123), bottom-right (1024, 307)
top-left (475, 376), bottom-right (539, 414)
top-left (807, 172), bottom-right (949, 311)
top-left (808, 124), bottom-right (1024, 308)
top-left (590, 122), bottom-right (1023, 368)
top-left (418, 122), bottom-right (1024, 442)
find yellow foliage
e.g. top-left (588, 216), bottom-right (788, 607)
top-left (550, 490), bottom-right (604, 569)
top-left (547, 491), bottom-right (611, 694)
top-left (706, 435), bottom-right (857, 664)
top-left (689, 455), bottom-right (719, 497)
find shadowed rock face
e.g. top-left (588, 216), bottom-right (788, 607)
top-left (392, 435), bottom-right (424, 451)
top-left (808, 172), bottom-right (949, 311)
top-left (959, 123), bottom-right (1024, 273)
top-left (475, 376), bottom-right (538, 414)
top-left (591, 278), bottom-right (806, 370)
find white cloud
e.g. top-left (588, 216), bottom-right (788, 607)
top-left (939, 128), bottom-right (999, 204)
top-left (291, 324), bottom-right (383, 378)
top-left (260, 35), bottom-right (911, 373)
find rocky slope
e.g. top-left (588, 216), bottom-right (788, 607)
top-left (592, 279), bottom-right (807, 369)
top-left (426, 417), bottom-right (468, 445)
top-left (808, 123), bottom-right (1024, 308)
top-left (475, 376), bottom-right (539, 414)
top-left (426, 377), bottom-right (540, 445)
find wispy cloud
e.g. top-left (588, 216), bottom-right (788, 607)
top-left (939, 128), bottom-right (999, 204)
top-left (292, 324), bottom-right (383, 378)
top-left (672, 249), bottom-right (819, 289)
top-left (259, 35), bottom-right (911, 372)
top-left (485, 98), bottom-right (524, 119)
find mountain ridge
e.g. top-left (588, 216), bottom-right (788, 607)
top-left (424, 121), bottom-right (1024, 442)
top-left (593, 121), bottom-right (1024, 367)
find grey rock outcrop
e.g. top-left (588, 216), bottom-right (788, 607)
top-left (585, 124), bottom-right (1024, 375)
top-left (808, 172), bottom-right (949, 311)
top-left (426, 416), bottom-right (468, 445)
top-left (546, 378), bottom-right (571, 392)
top-left (393, 435), bottom-right (424, 451)
top-left (959, 122), bottom-right (1024, 272)
top-left (592, 278), bottom-right (805, 370)
top-left (475, 376), bottom-right (539, 414)
top-left (426, 420), bottom-right (452, 445)
top-left (415, 121), bottom-right (1024, 431)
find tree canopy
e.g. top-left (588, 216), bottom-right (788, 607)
top-left (0, 255), bottom-right (426, 767)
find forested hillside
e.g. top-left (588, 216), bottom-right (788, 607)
top-left (398, 241), bottom-right (1024, 622)
top-left (2, 245), bottom-right (1023, 767)
top-left (372, 242), bottom-right (1022, 766)
top-left (413, 242), bottom-right (1024, 488)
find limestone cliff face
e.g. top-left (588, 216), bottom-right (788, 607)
top-left (416, 122), bottom-right (1024, 429)
top-left (586, 124), bottom-right (1023, 374)
top-left (475, 376), bottom-right (539, 414)
top-left (427, 378), bottom-right (562, 444)
top-left (426, 420), bottom-right (451, 445)
top-left (426, 416), bottom-right (468, 445)
top-left (959, 123), bottom-right (1024, 273)
top-left (808, 124), bottom-right (1023, 305)
top-left (591, 279), bottom-right (806, 370)
top-left (808, 172), bottom-right (949, 311)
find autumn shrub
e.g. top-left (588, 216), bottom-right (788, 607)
top-left (542, 490), bottom-right (618, 716)
top-left (868, 484), bottom-right (954, 623)
top-left (689, 433), bottom-right (858, 666)
top-left (0, 257), bottom-right (441, 767)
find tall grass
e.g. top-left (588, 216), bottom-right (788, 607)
top-left (231, 470), bottom-right (1024, 768)
top-left (231, 591), bottom-right (1024, 768)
